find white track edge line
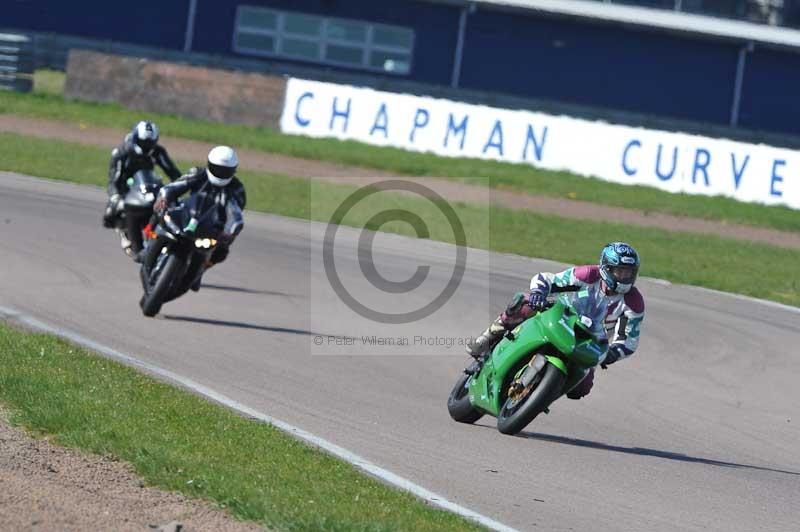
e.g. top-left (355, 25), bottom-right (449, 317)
top-left (680, 285), bottom-right (800, 314)
top-left (0, 306), bottom-right (517, 532)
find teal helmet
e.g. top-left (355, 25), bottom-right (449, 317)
top-left (599, 242), bottom-right (640, 294)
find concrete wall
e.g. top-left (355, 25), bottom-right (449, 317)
top-left (64, 50), bottom-right (287, 129)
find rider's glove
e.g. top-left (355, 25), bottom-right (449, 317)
top-left (153, 196), bottom-right (168, 215)
top-left (528, 291), bottom-right (548, 311)
top-left (601, 345), bottom-right (624, 369)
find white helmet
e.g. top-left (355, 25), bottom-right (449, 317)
top-left (207, 146), bottom-right (238, 186)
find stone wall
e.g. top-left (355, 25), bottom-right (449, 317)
top-left (64, 50), bottom-right (286, 129)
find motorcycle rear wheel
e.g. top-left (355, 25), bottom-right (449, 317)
top-left (447, 372), bottom-right (484, 424)
top-left (496, 363), bottom-right (565, 435)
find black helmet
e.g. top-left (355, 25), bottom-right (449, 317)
top-left (131, 121), bottom-right (159, 155)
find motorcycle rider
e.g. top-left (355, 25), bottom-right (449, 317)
top-left (103, 120), bottom-right (182, 255)
top-left (466, 242), bottom-right (645, 400)
top-left (151, 145), bottom-right (246, 290)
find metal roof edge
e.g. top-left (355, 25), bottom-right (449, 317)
top-left (426, 0), bottom-right (800, 48)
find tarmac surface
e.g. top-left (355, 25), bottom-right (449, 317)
top-left (2, 172), bottom-right (799, 531)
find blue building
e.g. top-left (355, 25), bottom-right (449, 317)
top-left (6, 0), bottom-right (800, 138)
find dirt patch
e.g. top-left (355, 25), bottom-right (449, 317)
top-left (0, 408), bottom-right (264, 532)
top-left (2, 114), bottom-right (799, 250)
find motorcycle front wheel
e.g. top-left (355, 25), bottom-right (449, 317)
top-left (140, 254), bottom-right (183, 317)
top-left (496, 363), bottom-right (565, 435)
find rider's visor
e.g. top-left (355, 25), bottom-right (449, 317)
top-left (208, 162), bottom-right (237, 180)
top-left (610, 265), bottom-right (637, 284)
top-left (136, 138), bottom-right (156, 153)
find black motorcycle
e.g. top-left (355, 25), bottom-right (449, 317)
top-left (138, 192), bottom-right (244, 317)
top-left (110, 169), bottom-right (163, 255)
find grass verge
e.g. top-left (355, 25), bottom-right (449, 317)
top-left (0, 321), bottom-right (483, 531)
top-left (3, 73), bottom-right (798, 234)
top-left (2, 131), bottom-right (798, 307)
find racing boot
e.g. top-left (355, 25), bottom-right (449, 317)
top-left (103, 194), bottom-right (122, 228)
top-left (119, 231), bottom-right (134, 258)
top-left (465, 316), bottom-right (506, 360)
top-left (465, 292), bottom-right (531, 361)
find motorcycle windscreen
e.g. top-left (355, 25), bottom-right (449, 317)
top-left (132, 169), bottom-right (163, 186)
top-left (125, 170), bottom-right (163, 208)
top-left (181, 193), bottom-right (223, 237)
top-left (558, 287), bottom-right (608, 340)
top-left (558, 287), bottom-right (608, 367)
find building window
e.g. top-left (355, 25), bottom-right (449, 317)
top-left (234, 6), bottom-right (414, 74)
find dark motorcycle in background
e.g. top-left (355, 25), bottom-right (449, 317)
top-left (108, 169), bottom-right (163, 256)
top-left (138, 191), bottom-right (244, 317)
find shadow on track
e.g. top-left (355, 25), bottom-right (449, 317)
top-left (510, 429), bottom-right (800, 477)
top-left (199, 283), bottom-right (298, 298)
top-left (163, 314), bottom-right (321, 336)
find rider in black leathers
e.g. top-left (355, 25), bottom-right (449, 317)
top-left (103, 121), bottom-right (181, 249)
top-left (151, 146), bottom-right (246, 289)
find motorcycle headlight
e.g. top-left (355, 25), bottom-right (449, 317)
top-left (194, 238), bottom-right (216, 249)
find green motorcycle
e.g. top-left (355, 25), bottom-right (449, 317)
top-left (448, 287), bottom-right (609, 435)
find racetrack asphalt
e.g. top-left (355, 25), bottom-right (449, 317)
top-left (2, 172), bottom-right (799, 531)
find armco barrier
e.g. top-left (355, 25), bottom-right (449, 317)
top-left (64, 50), bottom-right (286, 129)
top-left (281, 78), bottom-right (800, 210)
top-left (0, 33), bottom-right (33, 93)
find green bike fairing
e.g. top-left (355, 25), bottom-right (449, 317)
top-left (468, 292), bottom-right (607, 416)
